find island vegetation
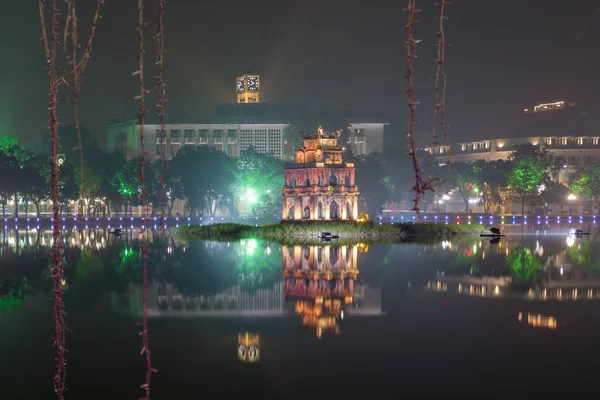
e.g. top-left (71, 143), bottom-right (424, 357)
top-left (173, 220), bottom-right (486, 242)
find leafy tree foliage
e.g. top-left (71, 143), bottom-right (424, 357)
top-left (233, 147), bottom-right (284, 218)
top-left (170, 146), bottom-right (235, 217)
top-left (354, 153), bottom-right (391, 216)
top-left (447, 162), bottom-right (479, 213)
top-left (507, 155), bottom-right (547, 215)
top-left (572, 164), bottom-right (600, 208)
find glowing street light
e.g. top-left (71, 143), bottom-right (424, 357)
top-left (568, 194), bottom-right (577, 216)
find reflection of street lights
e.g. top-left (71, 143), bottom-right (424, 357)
top-left (568, 194), bottom-right (577, 216)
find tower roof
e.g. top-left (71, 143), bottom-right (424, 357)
top-left (300, 125), bottom-right (341, 140)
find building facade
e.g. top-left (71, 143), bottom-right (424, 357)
top-left (427, 135), bottom-right (600, 186)
top-left (282, 127), bottom-right (359, 220)
top-left (347, 121), bottom-right (389, 156)
top-left (107, 120), bottom-right (289, 160)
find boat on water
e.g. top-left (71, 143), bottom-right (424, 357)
top-left (570, 228), bottom-right (590, 236)
top-left (318, 231), bottom-right (339, 239)
top-left (480, 227), bottom-right (504, 237)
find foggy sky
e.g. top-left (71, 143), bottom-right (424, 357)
top-left (2, 0), bottom-right (600, 150)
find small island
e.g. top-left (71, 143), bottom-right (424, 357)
top-left (173, 220), bottom-right (486, 243)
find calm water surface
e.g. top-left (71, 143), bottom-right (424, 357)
top-left (2, 223), bottom-right (600, 398)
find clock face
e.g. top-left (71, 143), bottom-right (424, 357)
top-left (237, 78), bottom-right (245, 92)
top-left (247, 77), bottom-right (259, 91)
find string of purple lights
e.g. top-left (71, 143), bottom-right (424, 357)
top-left (1, 214), bottom-right (597, 231)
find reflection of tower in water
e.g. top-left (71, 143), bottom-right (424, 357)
top-left (282, 244), bottom-right (375, 338)
top-left (237, 332), bottom-right (260, 363)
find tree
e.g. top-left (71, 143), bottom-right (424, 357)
top-left (21, 156), bottom-right (50, 217)
top-left (472, 160), bottom-right (511, 214)
top-left (233, 147), bottom-right (284, 219)
top-left (111, 158), bottom-right (140, 216)
top-left (384, 149), bottom-right (441, 205)
top-left (572, 164), bottom-right (600, 209)
top-left (170, 146), bottom-right (235, 217)
top-left (354, 153), bottom-right (391, 216)
top-left (0, 152), bottom-right (20, 217)
top-left (446, 162), bottom-right (479, 213)
top-left (507, 155), bottom-right (546, 216)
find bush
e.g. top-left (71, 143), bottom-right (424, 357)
top-left (174, 221), bottom-right (485, 241)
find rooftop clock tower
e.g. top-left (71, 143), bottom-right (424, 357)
top-left (236, 74), bottom-right (260, 103)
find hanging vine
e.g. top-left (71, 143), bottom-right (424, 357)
top-left (135, 0), bottom-right (155, 397)
top-left (38, 0), bottom-right (103, 398)
top-left (404, 0), bottom-right (425, 215)
top-left (155, 0), bottom-right (168, 226)
top-left (430, 0), bottom-right (451, 183)
top-left (66, 0), bottom-right (103, 206)
top-left (405, 0), bottom-right (451, 216)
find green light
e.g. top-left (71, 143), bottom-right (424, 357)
top-left (246, 188), bottom-right (258, 204)
top-left (473, 188), bottom-right (479, 193)
top-left (246, 238), bottom-right (257, 256)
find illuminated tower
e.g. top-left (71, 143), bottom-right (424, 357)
top-left (236, 74), bottom-right (260, 103)
top-left (282, 126), bottom-right (359, 220)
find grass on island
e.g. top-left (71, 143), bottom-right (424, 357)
top-left (173, 220), bottom-right (485, 242)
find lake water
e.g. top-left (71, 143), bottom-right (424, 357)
top-left (2, 223), bottom-right (600, 398)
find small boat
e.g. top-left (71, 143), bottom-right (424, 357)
top-left (318, 231), bottom-right (339, 239)
top-left (109, 228), bottom-right (123, 237)
top-left (480, 227), bottom-right (504, 237)
top-left (570, 228), bottom-right (590, 236)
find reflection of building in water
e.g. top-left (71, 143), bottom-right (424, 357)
top-left (518, 312), bottom-right (557, 330)
top-left (426, 275), bottom-right (512, 297)
top-left (149, 282), bottom-right (286, 317)
top-left (238, 332), bottom-right (260, 363)
top-left (426, 274), bottom-right (600, 301)
top-left (536, 280), bottom-right (600, 301)
top-left (282, 244), bottom-right (383, 337)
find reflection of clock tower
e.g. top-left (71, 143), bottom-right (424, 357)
top-left (236, 74), bottom-right (260, 103)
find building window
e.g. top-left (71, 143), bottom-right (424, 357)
top-left (240, 129), bottom-right (253, 152)
top-left (268, 129), bottom-right (282, 158)
top-left (354, 128), bottom-right (364, 137)
top-left (569, 156), bottom-right (579, 166)
top-left (170, 130), bottom-right (181, 139)
top-left (255, 129), bottom-right (268, 153)
top-left (199, 129), bottom-right (209, 138)
top-left (227, 129), bottom-right (237, 138)
top-left (545, 137), bottom-right (552, 145)
top-left (585, 156), bottom-right (594, 166)
top-left (213, 129), bottom-right (223, 138)
top-left (184, 130), bottom-right (195, 138)
top-left (561, 137), bottom-right (567, 145)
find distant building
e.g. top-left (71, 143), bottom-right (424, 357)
top-left (347, 120), bottom-right (389, 156)
top-left (426, 135), bottom-right (600, 188)
top-left (524, 100), bottom-right (565, 114)
top-left (282, 126), bottom-right (359, 220)
top-left (107, 120), bottom-right (287, 159)
top-left (106, 73), bottom-right (290, 160)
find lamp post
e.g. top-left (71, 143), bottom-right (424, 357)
top-left (442, 194), bottom-right (450, 213)
top-left (568, 194), bottom-right (577, 216)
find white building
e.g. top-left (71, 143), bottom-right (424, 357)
top-left (106, 120), bottom-right (289, 160)
top-left (347, 121), bottom-right (389, 156)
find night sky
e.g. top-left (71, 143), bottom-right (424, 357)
top-left (2, 0), bottom-right (600, 149)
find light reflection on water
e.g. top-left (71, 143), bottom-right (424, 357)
top-left (3, 223), bottom-right (600, 397)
